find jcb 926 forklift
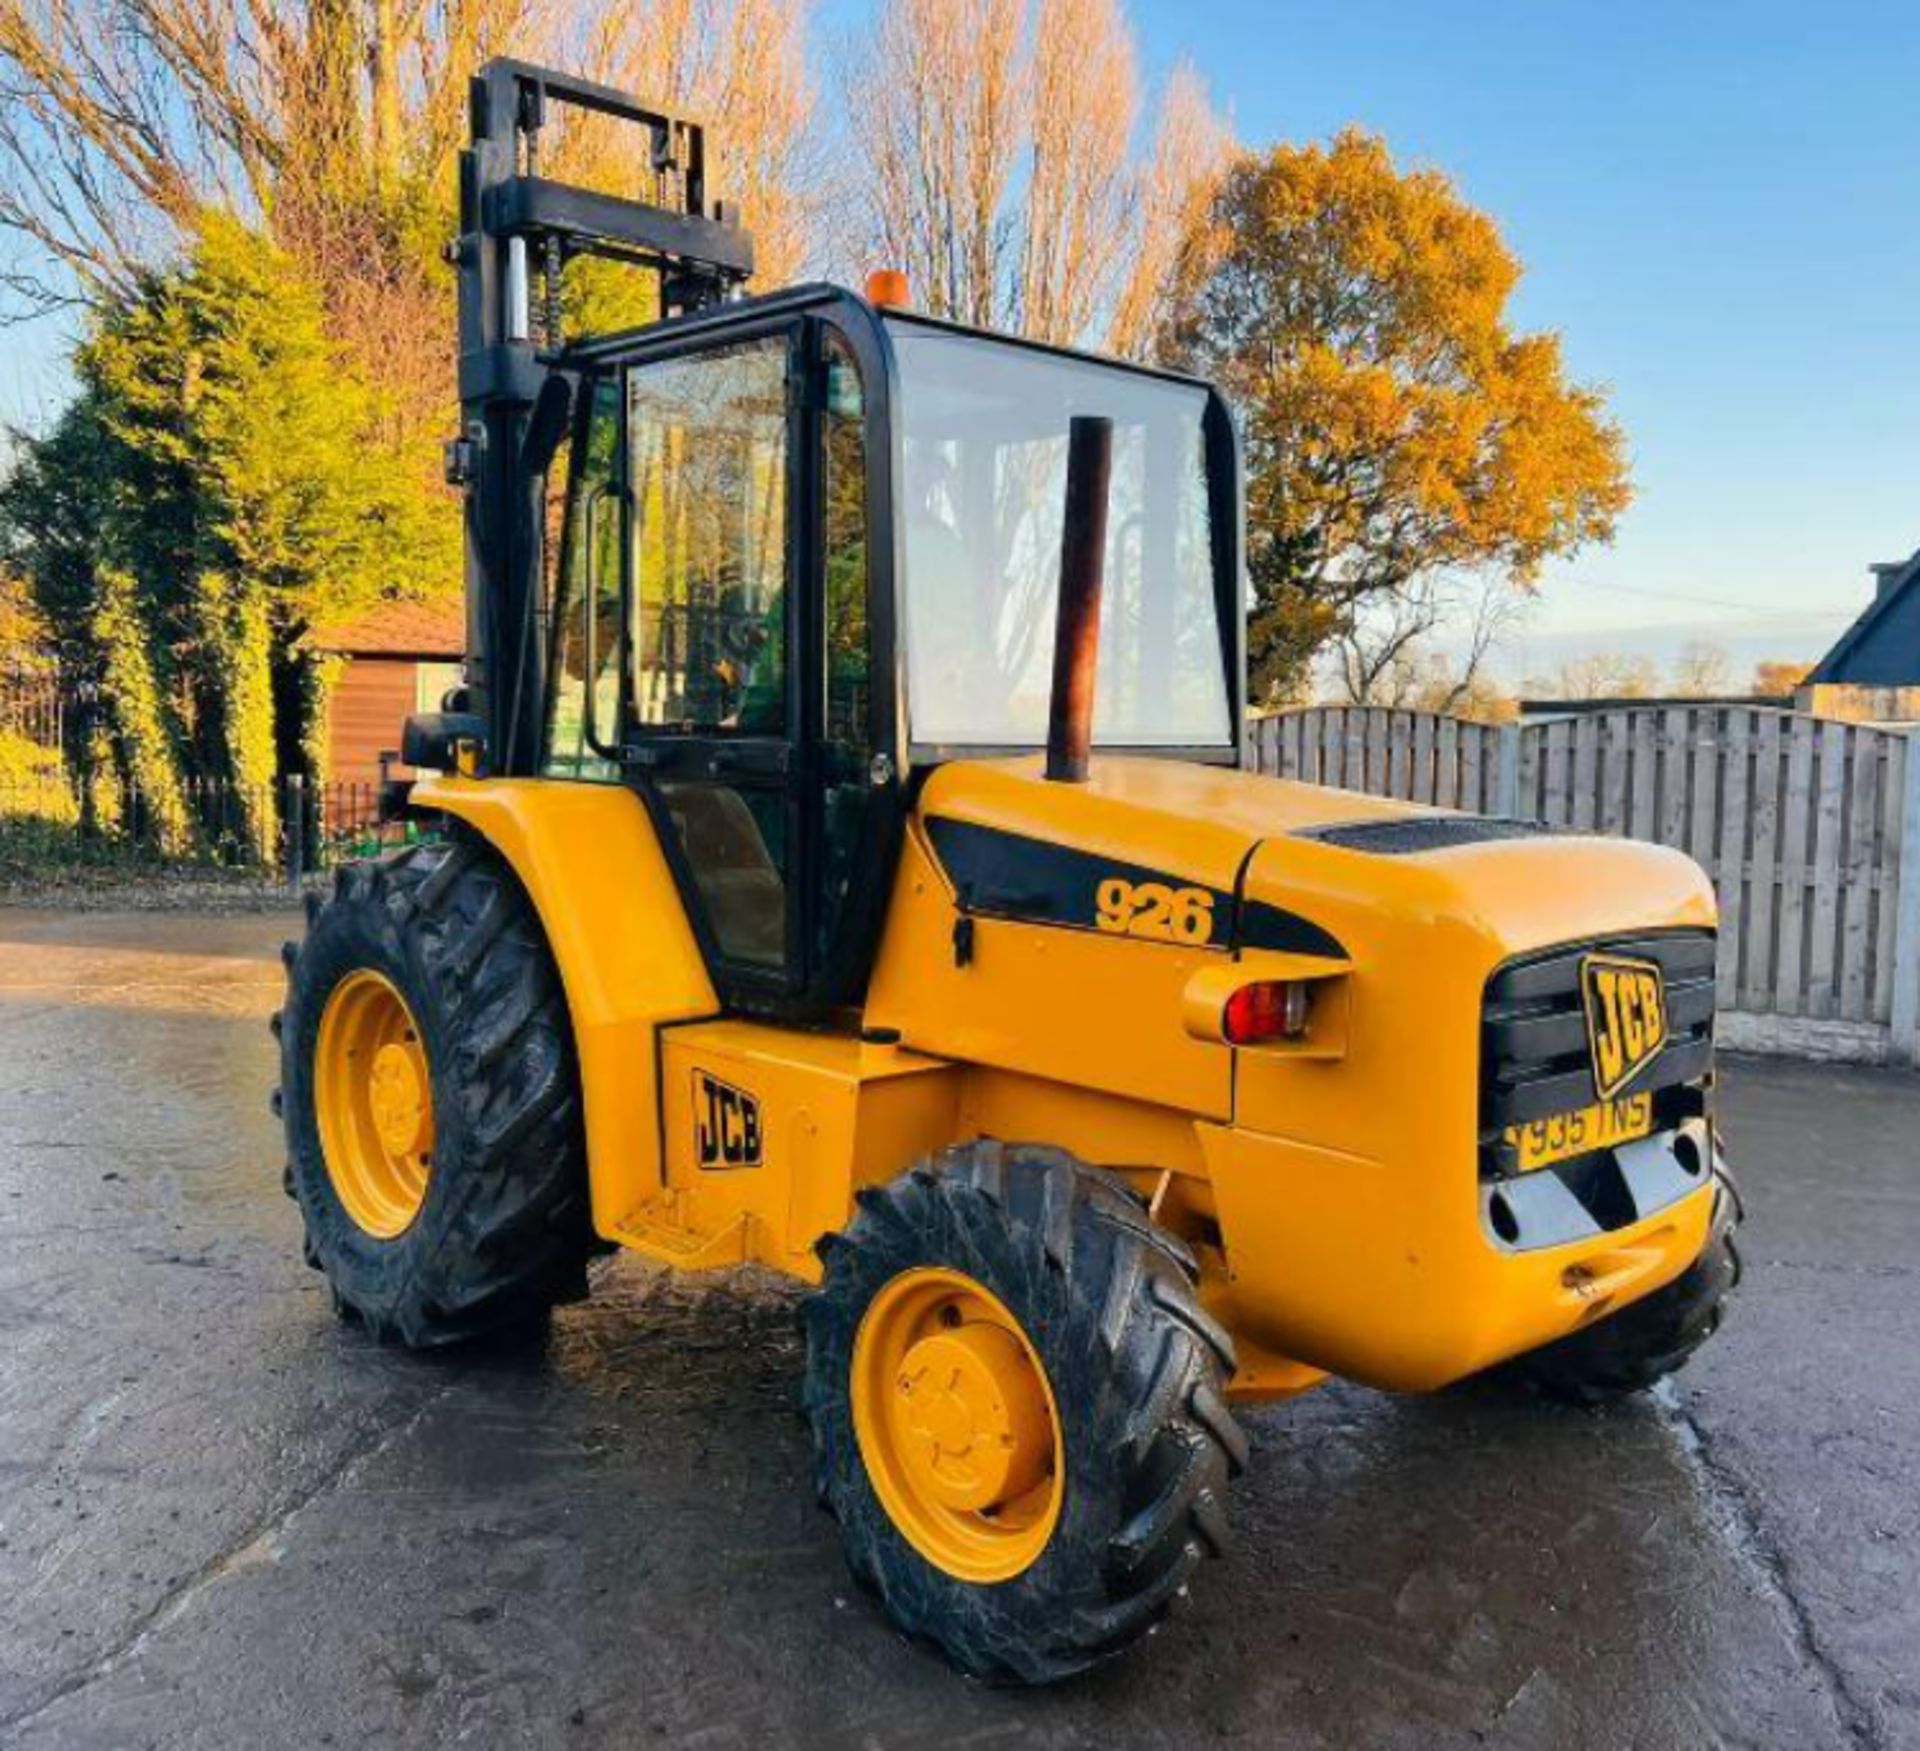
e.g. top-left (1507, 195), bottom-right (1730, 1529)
top-left (276, 60), bottom-right (1741, 1682)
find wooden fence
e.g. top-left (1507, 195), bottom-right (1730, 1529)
top-left (1247, 705), bottom-right (1920, 1065)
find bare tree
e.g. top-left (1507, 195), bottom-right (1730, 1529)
top-left (1106, 61), bottom-right (1232, 360)
top-left (1668, 639), bottom-right (1733, 697)
top-left (0, 0), bottom-right (219, 306)
top-left (840, 0), bottom-right (1023, 328)
top-left (0, 0), bottom-right (820, 450)
top-left (1526, 651), bottom-right (1662, 701)
top-left (1333, 572), bottom-right (1523, 710)
top-left (0, 0), bottom-right (556, 435)
top-left (1358, 646), bottom-right (1514, 720)
top-left (707, 0), bottom-right (821, 289)
top-left (567, 0), bottom-right (819, 292)
top-left (1016, 0), bottom-right (1133, 345)
top-left (840, 0), bottom-right (1229, 349)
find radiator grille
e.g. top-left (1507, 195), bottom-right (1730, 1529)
top-left (1481, 931), bottom-right (1717, 1141)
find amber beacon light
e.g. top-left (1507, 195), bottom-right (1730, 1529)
top-left (864, 267), bottom-right (912, 308)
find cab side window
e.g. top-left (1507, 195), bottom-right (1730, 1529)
top-left (543, 374), bottom-right (623, 779)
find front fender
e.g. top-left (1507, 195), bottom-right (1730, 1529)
top-left (411, 775), bottom-right (717, 1235)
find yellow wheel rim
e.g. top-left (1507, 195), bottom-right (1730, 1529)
top-left (315, 968), bottom-right (435, 1240)
top-left (851, 1267), bottom-right (1065, 1583)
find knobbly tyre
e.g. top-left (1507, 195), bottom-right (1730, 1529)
top-left (274, 59), bottom-right (1741, 1684)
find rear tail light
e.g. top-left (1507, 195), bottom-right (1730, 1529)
top-left (1224, 980), bottom-right (1311, 1045)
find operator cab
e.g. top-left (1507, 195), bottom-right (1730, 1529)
top-left (441, 60), bottom-right (1240, 1019)
top-left (541, 290), bottom-right (1246, 1017)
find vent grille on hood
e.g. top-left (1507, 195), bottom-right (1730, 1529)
top-left (1298, 817), bottom-right (1556, 856)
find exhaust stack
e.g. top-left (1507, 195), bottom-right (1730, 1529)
top-left (1045, 415), bottom-right (1113, 783)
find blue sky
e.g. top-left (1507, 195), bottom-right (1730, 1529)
top-left (7, 2), bottom-right (1915, 680)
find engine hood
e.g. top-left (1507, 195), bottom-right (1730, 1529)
top-left (917, 755), bottom-right (1420, 891)
top-left (916, 754), bottom-right (1716, 965)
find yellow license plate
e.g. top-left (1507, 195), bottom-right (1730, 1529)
top-left (1505, 1093), bottom-right (1654, 1172)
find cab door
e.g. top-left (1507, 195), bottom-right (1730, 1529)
top-left (623, 326), bottom-right (800, 1000)
top-left (547, 305), bottom-right (898, 1016)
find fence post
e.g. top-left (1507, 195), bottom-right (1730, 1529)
top-left (1888, 731), bottom-right (1920, 1064)
top-left (286, 773), bottom-right (306, 896)
top-left (1494, 722), bottom-right (1522, 819)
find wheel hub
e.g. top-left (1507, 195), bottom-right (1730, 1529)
top-left (313, 968), bottom-right (435, 1240)
top-left (891, 1323), bottom-right (1053, 1512)
top-left (851, 1267), bottom-right (1065, 1583)
top-left (369, 1042), bottom-right (427, 1157)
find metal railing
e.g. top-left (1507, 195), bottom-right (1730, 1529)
top-left (0, 772), bottom-right (427, 884)
top-left (0, 666), bottom-right (64, 750)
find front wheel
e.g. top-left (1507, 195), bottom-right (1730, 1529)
top-left (802, 1142), bottom-right (1247, 1684)
top-left (1488, 1168), bottom-right (1743, 1404)
top-left (273, 838), bottom-right (592, 1347)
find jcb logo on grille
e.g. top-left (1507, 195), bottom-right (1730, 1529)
top-left (694, 1071), bottom-right (763, 1170)
top-left (1581, 954), bottom-right (1668, 1100)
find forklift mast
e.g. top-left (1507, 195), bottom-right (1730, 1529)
top-left (446, 58), bottom-right (756, 776)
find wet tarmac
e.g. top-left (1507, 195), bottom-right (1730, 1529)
top-left (0, 905), bottom-right (1913, 1749)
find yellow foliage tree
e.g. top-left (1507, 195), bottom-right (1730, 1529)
top-left (1752, 660), bottom-right (1813, 698)
top-left (1162, 131), bottom-right (1632, 704)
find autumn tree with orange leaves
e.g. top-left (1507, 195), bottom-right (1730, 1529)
top-left (1162, 131), bottom-right (1632, 705)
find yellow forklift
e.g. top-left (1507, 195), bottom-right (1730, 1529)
top-left (275, 60), bottom-right (1741, 1682)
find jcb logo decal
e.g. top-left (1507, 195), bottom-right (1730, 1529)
top-left (1094, 878), bottom-right (1216, 945)
top-left (694, 1071), bottom-right (763, 1170)
top-left (1581, 954), bottom-right (1668, 1100)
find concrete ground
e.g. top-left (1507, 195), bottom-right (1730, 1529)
top-left (0, 908), bottom-right (1913, 1751)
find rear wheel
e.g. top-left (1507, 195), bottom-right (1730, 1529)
top-left (273, 838), bottom-right (592, 1347)
top-left (802, 1142), bottom-right (1247, 1684)
top-left (1490, 1169), bottom-right (1743, 1404)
